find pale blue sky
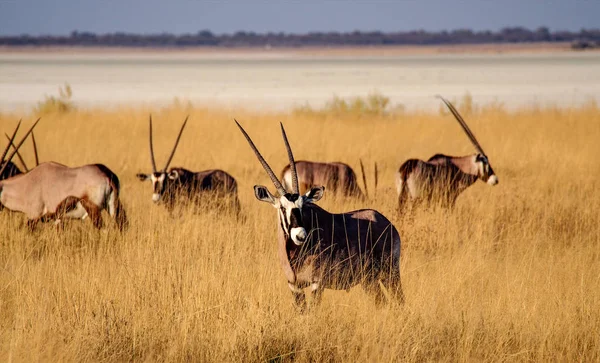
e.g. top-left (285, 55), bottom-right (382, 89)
top-left (0, 0), bottom-right (598, 36)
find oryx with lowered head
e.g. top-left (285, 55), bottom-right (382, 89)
top-left (0, 119), bottom-right (129, 231)
top-left (396, 96), bottom-right (498, 211)
top-left (236, 120), bottom-right (403, 311)
top-left (136, 115), bottom-right (240, 215)
top-left (280, 159), bottom-right (375, 199)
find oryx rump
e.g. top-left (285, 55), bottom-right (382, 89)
top-left (396, 96), bottom-right (498, 211)
top-left (236, 120), bottom-right (403, 311)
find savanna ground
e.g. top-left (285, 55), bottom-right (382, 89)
top-left (1, 97), bottom-right (599, 362)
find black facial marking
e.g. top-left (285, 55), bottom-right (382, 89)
top-left (279, 194), bottom-right (305, 239)
top-left (284, 193), bottom-right (300, 202)
top-left (153, 172), bottom-right (167, 194)
top-left (290, 208), bottom-right (303, 228)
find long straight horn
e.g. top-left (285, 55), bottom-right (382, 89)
top-left (437, 95), bottom-right (486, 155)
top-left (359, 159), bottom-right (368, 198)
top-left (279, 123), bottom-right (298, 194)
top-left (1, 120), bottom-right (21, 164)
top-left (163, 115), bottom-right (189, 172)
top-left (235, 119), bottom-right (287, 195)
top-left (149, 115), bottom-right (157, 173)
top-left (374, 162), bottom-right (378, 196)
top-left (0, 118), bottom-right (41, 178)
top-left (31, 131), bottom-right (39, 166)
top-left (4, 133), bottom-right (29, 172)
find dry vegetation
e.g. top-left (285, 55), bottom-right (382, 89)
top-left (0, 99), bottom-right (599, 362)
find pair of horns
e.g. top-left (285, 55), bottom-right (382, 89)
top-left (0, 118), bottom-right (41, 177)
top-left (148, 115), bottom-right (189, 173)
top-left (437, 95), bottom-right (487, 156)
top-left (4, 130), bottom-right (39, 172)
top-left (235, 120), bottom-right (298, 195)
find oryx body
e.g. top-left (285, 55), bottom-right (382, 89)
top-left (137, 116), bottom-right (240, 215)
top-left (281, 160), bottom-right (365, 198)
top-left (396, 96), bottom-right (498, 211)
top-left (0, 162), bottom-right (128, 231)
top-left (236, 120), bottom-right (403, 311)
top-left (137, 167), bottom-right (240, 213)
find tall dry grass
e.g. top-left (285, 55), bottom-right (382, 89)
top-left (0, 100), bottom-right (599, 362)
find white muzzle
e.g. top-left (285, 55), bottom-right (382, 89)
top-left (152, 193), bottom-right (161, 202)
top-left (487, 175), bottom-right (499, 185)
top-left (290, 227), bottom-right (307, 245)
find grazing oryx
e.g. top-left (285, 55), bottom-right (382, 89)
top-left (236, 120), bottom-right (403, 311)
top-left (0, 120), bottom-right (129, 231)
top-left (136, 115), bottom-right (240, 215)
top-left (396, 96), bottom-right (499, 211)
top-left (280, 160), bottom-right (374, 199)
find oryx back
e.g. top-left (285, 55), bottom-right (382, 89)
top-left (281, 160), bottom-right (363, 198)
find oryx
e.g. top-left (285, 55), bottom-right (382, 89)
top-left (396, 96), bottom-right (498, 211)
top-left (136, 115), bottom-right (240, 215)
top-left (236, 120), bottom-right (403, 311)
top-left (280, 160), bottom-right (373, 199)
top-left (0, 120), bottom-right (129, 231)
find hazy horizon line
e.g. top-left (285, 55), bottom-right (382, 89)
top-left (4, 26), bottom-right (600, 38)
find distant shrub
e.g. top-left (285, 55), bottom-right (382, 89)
top-left (293, 92), bottom-right (401, 120)
top-left (34, 83), bottom-right (75, 115)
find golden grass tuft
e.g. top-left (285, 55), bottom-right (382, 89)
top-left (0, 101), bottom-right (599, 361)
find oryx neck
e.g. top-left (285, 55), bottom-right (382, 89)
top-left (450, 154), bottom-right (479, 175)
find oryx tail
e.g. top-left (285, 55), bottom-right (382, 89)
top-left (95, 164), bottom-right (128, 231)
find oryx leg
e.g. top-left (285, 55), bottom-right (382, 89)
top-left (364, 267), bottom-right (405, 306)
top-left (231, 197), bottom-right (243, 219)
top-left (362, 271), bottom-right (404, 307)
top-left (26, 219), bottom-right (39, 232)
top-left (310, 282), bottom-right (324, 307)
top-left (288, 282), bottom-right (307, 313)
top-left (362, 277), bottom-right (387, 307)
top-left (28, 196), bottom-right (81, 231)
top-left (381, 269), bottom-right (405, 305)
top-left (69, 199), bottom-right (103, 229)
top-left (51, 196), bottom-right (82, 229)
top-left (397, 192), bottom-right (408, 215)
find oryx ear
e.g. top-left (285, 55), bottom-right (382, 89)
top-left (305, 186), bottom-right (325, 203)
top-left (254, 185), bottom-right (277, 204)
top-left (168, 169), bottom-right (179, 180)
top-left (136, 173), bottom-right (150, 181)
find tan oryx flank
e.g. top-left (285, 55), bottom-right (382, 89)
top-left (236, 120), bottom-right (404, 311)
top-left (396, 96), bottom-right (499, 211)
top-left (280, 160), bottom-right (373, 199)
top-left (136, 115), bottom-right (240, 215)
top-left (0, 120), bottom-right (128, 231)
